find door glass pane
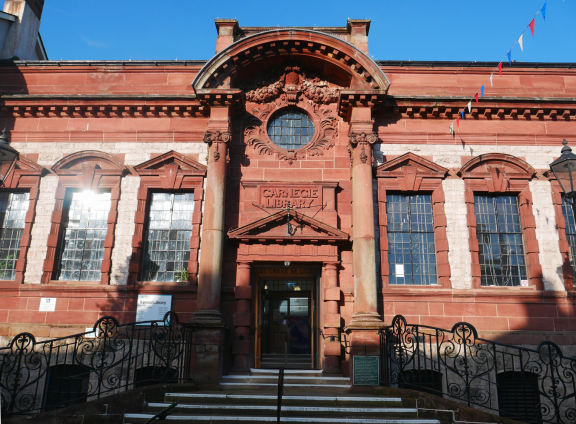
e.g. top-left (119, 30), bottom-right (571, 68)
top-left (289, 298), bottom-right (310, 354)
top-left (272, 299), bottom-right (288, 324)
top-left (289, 298), bottom-right (308, 316)
top-left (58, 191), bottom-right (111, 281)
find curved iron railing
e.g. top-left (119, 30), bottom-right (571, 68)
top-left (381, 315), bottom-right (576, 424)
top-left (0, 311), bottom-right (193, 417)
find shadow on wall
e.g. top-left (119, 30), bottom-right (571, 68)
top-left (0, 60), bottom-right (28, 141)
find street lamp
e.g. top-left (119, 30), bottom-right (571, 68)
top-left (0, 129), bottom-right (19, 186)
top-left (550, 139), bottom-right (576, 216)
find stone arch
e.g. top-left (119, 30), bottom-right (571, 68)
top-left (192, 29), bottom-right (390, 92)
top-left (458, 153), bottom-right (536, 179)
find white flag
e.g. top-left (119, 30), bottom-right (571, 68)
top-left (518, 34), bottom-right (524, 51)
top-left (490, 74), bottom-right (493, 87)
top-left (449, 123), bottom-right (454, 134)
top-left (467, 101), bottom-right (472, 113)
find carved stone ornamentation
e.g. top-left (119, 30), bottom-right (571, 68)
top-left (243, 104), bottom-right (338, 164)
top-left (203, 130), bottom-right (232, 163)
top-left (245, 65), bottom-right (339, 105)
top-left (348, 132), bottom-right (379, 166)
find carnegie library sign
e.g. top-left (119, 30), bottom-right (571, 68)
top-left (260, 185), bottom-right (322, 209)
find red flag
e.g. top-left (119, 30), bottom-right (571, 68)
top-left (529, 19), bottom-right (535, 36)
top-left (498, 62), bottom-right (503, 76)
top-left (457, 117), bottom-right (460, 128)
top-left (475, 93), bottom-right (479, 104)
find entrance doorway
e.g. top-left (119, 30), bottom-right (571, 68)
top-left (255, 266), bottom-right (319, 369)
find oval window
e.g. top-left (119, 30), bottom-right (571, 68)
top-left (267, 110), bottom-right (315, 150)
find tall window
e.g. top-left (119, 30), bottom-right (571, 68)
top-left (561, 197), bottom-right (576, 272)
top-left (386, 194), bottom-right (437, 285)
top-left (57, 191), bottom-right (111, 281)
top-left (474, 195), bottom-right (527, 286)
top-left (0, 192), bottom-right (29, 280)
top-left (142, 193), bottom-right (193, 282)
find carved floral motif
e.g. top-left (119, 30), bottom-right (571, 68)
top-left (203, 130), bottom-right (232, 163)
top-left (347, 132), bottom-right (379, 166)
top-left (245, 65), bottom-right (339, 105)
top-left (243, 104), bottom-right (338, 164)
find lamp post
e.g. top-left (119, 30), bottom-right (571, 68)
top-left (0, 129), bottom-right (19, 186)
top-left (550, 139), bottom-right (576, 218)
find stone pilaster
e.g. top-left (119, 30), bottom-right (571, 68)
top-left (232, 262), bottom-right (252, 372)
top-left (322, 262), bottom-right (342, 374)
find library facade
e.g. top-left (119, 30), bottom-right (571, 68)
top-left (0, 19), bottom-right (575, 386)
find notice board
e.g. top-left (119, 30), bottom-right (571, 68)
top-left (353, 356), bottom-right (380, 385)
top-left (135, 295), bottom-right (172, 324)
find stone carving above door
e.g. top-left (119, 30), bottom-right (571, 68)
top-left (244, 64), bottom-right (339, 105)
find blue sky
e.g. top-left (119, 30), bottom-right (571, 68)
top-left (7, 0), bottom-right (576, 62)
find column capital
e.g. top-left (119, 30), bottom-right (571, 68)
top-left (323, 262), bottom-right (339, 270)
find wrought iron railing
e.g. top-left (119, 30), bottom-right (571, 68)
top-left (381, 315), bottom-right (576, 424)
top-left (0, 311), bottom-right (193, 417)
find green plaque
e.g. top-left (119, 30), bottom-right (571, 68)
top-left (353, 356), bottom-right (379, 386)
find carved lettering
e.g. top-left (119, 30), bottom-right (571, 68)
top-left (259, 185), bottom-right (321, 209)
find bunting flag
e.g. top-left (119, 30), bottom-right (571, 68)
top-left (448, 0), bottom-right (554, 134)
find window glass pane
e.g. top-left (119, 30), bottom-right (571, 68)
top-left (561, 197), bottom-right (576, 273)
top-left (267, 110), bottom-right (315, 149)
top-left (386, 194), bottom-right (437, 285)
top-left (58, 191), bottom-right (111, 281)
top-left (474, 195), bottom-right (527, 287)
top-left (0, 192), bottom-right (29, 280)
top-left (142, 192), bottom-right (193, 282)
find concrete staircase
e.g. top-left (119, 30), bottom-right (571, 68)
top-left (124, 369), bottom-right (442, 424)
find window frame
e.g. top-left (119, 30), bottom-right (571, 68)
top-left (43, 151), bottom-right (125, 285)
top-left (459, 153), bottom-right (542, 290)
top-left (0, 155), bottom-right (43, 285)
top-left (130, 151), bottom-right (206, 286)
top-left (473, 194), bottom-right (528, 287)
top-left (550, 179), bottom-right (575, 291)
top-left (53, 188), bottom-right (114, 283)
top-left (376, 153), bottom-right (451, 290)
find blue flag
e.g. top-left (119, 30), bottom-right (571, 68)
top-left (541, 2), bottom-right (546, 20)
top-left (480, 85), bottom-right (485, 97)
top-left (507, 50), bottom-right (512, 66)
top-left (461, 110), bottom-right (465, 119)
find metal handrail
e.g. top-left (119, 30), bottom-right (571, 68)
top-left (277, 367), bottom-right (285, 424)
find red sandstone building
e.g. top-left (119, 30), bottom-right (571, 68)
top-left (0, 3), bottom-right (576, 409)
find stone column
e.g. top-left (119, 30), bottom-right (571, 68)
top-left (195, 107), bottom-right (231, 323)
top-left (232, 262), bottom-right (252, 372)
top-left (322, 262), bottom-right (342, 374)
top-left (188, 106), bottom-right (231, 387)
top-left (345, 107), bottom-right (384, 383)
top-left (347, 107), bottom-right (382, 326)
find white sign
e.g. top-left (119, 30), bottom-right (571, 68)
top-left (84, 328), bottom-right (99, 338)
top-left (39, 298), bottom-right (57, 312)
top-left (520, 279), bottom-right (529, 287)
top-left (395, 264), bottom-right (405, 277)
top-left (136, 295), bottom-right (172, 324)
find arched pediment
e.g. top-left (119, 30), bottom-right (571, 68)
top-left (458, 153), bottom-right (536, 179)
top-left (52, 150), bottom-right (126, 175)
top-left (192, 29), bottom-right (389, 93)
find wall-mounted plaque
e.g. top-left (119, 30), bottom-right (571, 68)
top-left (135, 295), bottom-right (172, 324)
top-left (353, 356), bottom-right (379, 386)
top-left (39, 298), bottom-right (57, 312)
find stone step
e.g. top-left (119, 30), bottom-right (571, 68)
top-left (222, 375), bottom-right (350, 385)
top-left (250, 368), bottom-right (333, 377)
top-left (147, 403), bottom-right (419, 418)
top-left (125, 414), bottom-right (440, 424)
top-left (219, 382), bottom-right (351, 392)
top-left (164, 393), bottom-right (404, 408)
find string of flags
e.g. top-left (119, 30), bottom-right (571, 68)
top-left (449, 0), bottom-right (556, 135)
